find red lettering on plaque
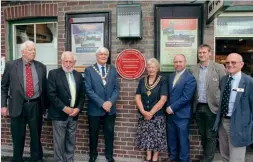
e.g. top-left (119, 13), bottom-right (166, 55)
top-left (116, 49), bottom-right (146, 80)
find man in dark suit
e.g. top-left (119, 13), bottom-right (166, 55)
top-left (166, 54), bottom-right (196, 162)
top-left (213, 53), bottom-right (253, 162)
top-left (1, 40), bottom-right (47, 162)
top-left (47, 51), bottom-right (85, 162)
top-left (84, 47), bottom-right (119, 162)
top-left (190, 44), bottom-right (226, 162)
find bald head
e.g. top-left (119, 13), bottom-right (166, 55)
top-left (173, 54), bottom-right (187, 72)
top-left (227, 53), bottom-right (243, 62)
top-left (225, 53), bottom-right (244, 75)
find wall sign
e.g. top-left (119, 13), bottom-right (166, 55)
top-left (160, 19), bottom-right (198, 72)
top-left (115, 49), bottom-right (146, 80)
top-left (65, 12), bottom-right (111, 72)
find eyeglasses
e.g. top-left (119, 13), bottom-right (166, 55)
top-left (225, 61), bottom-right (241, 65)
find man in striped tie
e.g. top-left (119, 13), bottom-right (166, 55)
top-left (47, 51), bottom-right (85, 162)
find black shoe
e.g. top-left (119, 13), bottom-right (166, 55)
top-left (89, 157), bottom-right (97, 162)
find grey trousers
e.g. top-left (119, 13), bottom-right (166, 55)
top-left (52, 117), bottom-right (77, 162)
top-left (218, 118), bottom-right (246, 162)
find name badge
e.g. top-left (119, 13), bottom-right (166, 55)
top-left (212, 78), bottom-right (218, 81)
top-left (232, 88), bottom-right (244, 92)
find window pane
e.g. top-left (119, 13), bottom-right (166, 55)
top-left (36, 24), bottom-right (54, 43)
top-left (216, 16), bottom-right (253, 36)
top-left (13, 22), bottom-right (58, 73)
top-left (16, 24), bottom-right (34, 44)
top-left (35, 23), bottom-right (57, 65)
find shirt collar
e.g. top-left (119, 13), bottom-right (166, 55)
top-left (22, 58), bottom-right (33, 66)
top-left (200, 61), bottom-right (209, 69)
top-left (176, 68), bottom-right (186, 76)
top-left (97, 63), bottom-right (106, 69)
top-left (229, 71), bottom-right (241, 80)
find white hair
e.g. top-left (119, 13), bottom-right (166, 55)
top-left (20, 40), bottom-right (35, 51)
top-left (96, 47), bottom-right (109, 55)
top-left (147, 58), bottom-right (160, 71)
top-left (61, 51), bottom-right (76, 61)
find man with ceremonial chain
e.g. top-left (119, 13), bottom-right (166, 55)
top-left (84, 47), bottom-right (120, 162)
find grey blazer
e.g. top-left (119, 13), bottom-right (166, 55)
top-left (190, 61), bottom-right (226, 114)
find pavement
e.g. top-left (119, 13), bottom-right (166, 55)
top-left (1, 145), bottom-right (253, 162)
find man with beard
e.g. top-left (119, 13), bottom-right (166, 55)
top-left (47, 51), bottom-right (85, 162)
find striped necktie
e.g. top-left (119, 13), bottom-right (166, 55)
top-left (67, 73), bottom-right (76, 107)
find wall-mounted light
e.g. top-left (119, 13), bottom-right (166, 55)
top-left (116, 4), bottom-right (142, 39)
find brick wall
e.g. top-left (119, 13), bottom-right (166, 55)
top-left (0, 1), bottom-right (221, 160)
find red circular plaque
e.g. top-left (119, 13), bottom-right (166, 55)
top-left (116, 49), bottom-right (146, 80)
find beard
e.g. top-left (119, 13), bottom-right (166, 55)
top-left (62, 66), bottom-right (73, 73)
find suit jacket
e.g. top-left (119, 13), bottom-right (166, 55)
top-left (1, 58), bottom-right (48, 117)
top-left (47, 67), bottom-right (85, 121)
top-left (213, 73), bottom-right (253, 147)
top-left (167, 70), bottom-right (196, 120)
top-left (190, 61), bottom-right (226, 114)
top-left (84, 64), bottom-right (119, 116)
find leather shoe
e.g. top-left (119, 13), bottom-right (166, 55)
top-left (89, 157), bottom-right (97, 162)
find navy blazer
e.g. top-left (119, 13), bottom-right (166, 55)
top-left (167, 70), bottom-right (196, 120)
top-left (84, 64), bottom-right (120, 116)
top-left (213, 73), bottom-right (253, 147)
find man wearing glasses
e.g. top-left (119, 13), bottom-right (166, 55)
top-left (190, 44), bottom-right (226, 162)
top-left (213, 53), bottom-right (253, 162)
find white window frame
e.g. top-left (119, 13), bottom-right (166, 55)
top-left (12, 22), bottom-right (58, 68)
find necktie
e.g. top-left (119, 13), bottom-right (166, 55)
top-left (101, 66), bottom-right (105, 77)
top-left (173, 73), bottom-right (180, 87)
top-left (67, 73), bottom-right (76, 107)
top-left (25, 63), bottom-right (34, 98)
top-left (221, 77), bottom-right (233, 115)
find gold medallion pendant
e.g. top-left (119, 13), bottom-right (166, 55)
top-left (147, 90), bottom-right (151, 96)
top-left (145, 75), bottom-right (161, 97)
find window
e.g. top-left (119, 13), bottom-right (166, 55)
top-left (10, 19), bottom-right (58, 72)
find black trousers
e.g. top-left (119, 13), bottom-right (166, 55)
top-left (195, 103), bottom-right (217, 162)
top-left (88, 114), bottom-right (116, 160)
top-left (11, 101), bottom-right (43, 162)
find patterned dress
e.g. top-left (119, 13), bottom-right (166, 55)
top-left (136, 75), bottom-right (168, 152)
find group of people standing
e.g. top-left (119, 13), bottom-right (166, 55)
top-left (135, 44), bottom-right (253, 162)
top-left (1, 41), bottom-right (119, 162)
top-left (1, 41), bottom-right (253, 162)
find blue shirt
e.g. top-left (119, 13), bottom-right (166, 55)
top-left (227, 72), bottom-right (241, 116)
top-left (198, 64), bottom-right (208, 103)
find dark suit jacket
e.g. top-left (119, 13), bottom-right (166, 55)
top-left (47, 68), bottom-right (85, 121)
top-left (84, 64), bottom-right (119, 116)
top-left (1, 58), bottom-right (48, 117)
top-left (213, 73), bottom-right (253, 147)
top-left (167, 70), bottom-right (196, 120)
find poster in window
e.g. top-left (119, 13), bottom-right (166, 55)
top-left (160, 19), bottom-right (198, 72)
top-left (71, 23), bottom-right (104, 66)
